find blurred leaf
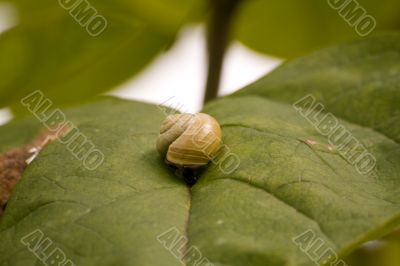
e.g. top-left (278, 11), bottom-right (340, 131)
top-left (345, 238), bottom-right (400, 266)
top-left (0, 0), bottom-right (200, 109)
top-left (0, 116), bottom-right (42, 151)
top-left (234, 0), bottom-right (400, 58)
top-left (0, 35), bottom-right (400, 265)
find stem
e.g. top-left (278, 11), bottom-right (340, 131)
top-left (203, 0), bottom-right (243, 104)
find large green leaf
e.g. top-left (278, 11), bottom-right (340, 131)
top-left (0, 35), bottom-right (399, 266)
top-left (234, 0), bottom-right (400, 58)
top-left (0, 0), bottom-right (200, 108)
top-left (234, 33), bottom-right (400, 144)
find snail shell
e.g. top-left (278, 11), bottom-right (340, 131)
top-left (156, 113), bottom-right (222, 173)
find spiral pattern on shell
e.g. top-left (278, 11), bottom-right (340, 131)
top-left (156, 113), bottom-right (222, 167)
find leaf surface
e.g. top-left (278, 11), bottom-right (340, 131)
top-left (1, 35), bottom-right (400, 266)
top-left (234, 33), bottom-right (400, 143)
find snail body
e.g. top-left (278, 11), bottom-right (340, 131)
top-left (156, 113), bottom-right (222, 185)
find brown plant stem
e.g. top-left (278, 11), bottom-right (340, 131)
top-left (203, 0), bottom-right (243, 104)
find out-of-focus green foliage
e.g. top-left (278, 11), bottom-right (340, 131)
top-left (345, 231), bottom-right (400, 266)
top-left (0, 0), bottom-right (400, 108)
top-left (0, 0), bottom-right (201, 108)
top-left (234, 0), bottom-right (400, 58)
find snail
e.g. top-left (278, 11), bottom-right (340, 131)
top-left (156, 113), bottom-right (222, 185)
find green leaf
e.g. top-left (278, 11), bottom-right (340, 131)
top-left (234, 33), bottom-right (400, 143)
top-left (0, 0), bottom-right (200, 108)
top-left (234, 0), bottom-right (400, 58)
top-left (0, 117), bottom-right (42, 151)
top-left (1, 35), bottom-right (400, 266)
top-left (0, 98), bottom-right (190, 265)
top-left (345, 235), bottom-right (400, 266)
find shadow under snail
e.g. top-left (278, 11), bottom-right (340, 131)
top-left (156, 113), bottom-right (222, 185)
